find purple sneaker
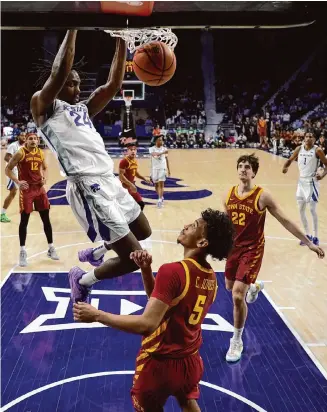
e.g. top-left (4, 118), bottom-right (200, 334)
top-left (68, 266), bottom-right (91, 303)
top-left (300, 235), bottom-right (312, 246)
top-left (78, 248), bottom-right (104, 267)
top-left (312, 237), bottom-right (319, 246)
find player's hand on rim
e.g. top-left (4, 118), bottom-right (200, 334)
top-left (130, 250), bottom-right (152, 268)
top-left (18, 180), bottom-right (29, 190)
top-left (73, 302), bottom-right (99, 323)
top-left (308, 243), bottom-right (325, 259)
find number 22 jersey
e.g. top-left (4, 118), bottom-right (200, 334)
top-left (226, 185), bottom-right (266, 248)
top-left (38, 99), bottom-right (114, 176)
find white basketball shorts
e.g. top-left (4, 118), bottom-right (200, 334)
top-left (66, 172), bottom-right (141, 244)
top-left (6, 170), bottom-right (18, 190)
top-left (296, 178), bottom-right (319, 203)
top-left (151, 169), bottom-right (166, 183)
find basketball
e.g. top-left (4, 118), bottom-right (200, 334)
top-left (133, 41), bottom-right (176, 86)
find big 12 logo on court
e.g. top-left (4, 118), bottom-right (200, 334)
top-left (47, 177), bottom-right (212, 206)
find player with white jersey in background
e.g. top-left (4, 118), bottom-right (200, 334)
top-left (283, 131), bottom-right (327, 246)
top-left (31, 30), bottom-right (151, 304)
top-left (149, 135), bottom-right (171, 208)
top-left (1, 132), bottom-right (26, 223)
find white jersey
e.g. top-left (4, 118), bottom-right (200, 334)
top-left (38, 99), bottom-right (113, 176)
top-left (3, 126), bottom-right (13, 138)
top-left (6, 141), bottom-right (22, 176)
top-left (297, 144), bottom-right (319, 180)
top-left (149, 145), bottom-right (167, 170)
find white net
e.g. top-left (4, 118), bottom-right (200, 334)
top-left (123, 96), bottom-right (133, 108)
top-left (105, 27), bottom-right (178, 53)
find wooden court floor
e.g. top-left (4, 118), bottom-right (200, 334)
top-left (1, 148), bottom-right (327, 371)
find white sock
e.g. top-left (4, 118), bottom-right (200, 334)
top-left (232, 327), bottom-right (244, 342)
top-left (79, 269), bottom-right (99, 286)
top-left (20, 246), bottom-right (26, 251)
top-left (48, 243), bottom-right (54, 249)
top-left (93, 244), bottom-right (107, 260)
top-left (309, 201), bottom-right (318, 238)
top-left (1, 208), bottom-right (6, 214)
top-left (297, 200), bottom-right (310, 234)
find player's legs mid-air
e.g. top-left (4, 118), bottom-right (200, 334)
top-left (67, 172), bottom-right (152, 302)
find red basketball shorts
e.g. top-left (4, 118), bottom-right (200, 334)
top-left (131, 351), bottom-right (204, 411)
top-left (19, 185), bottom-right (50, 214)
top-left (129, 189), bottom-right (142, 203)
top-left (225, 242), bottom-right (265, 285)
top-left (259, 128), bottom-right (267, 137)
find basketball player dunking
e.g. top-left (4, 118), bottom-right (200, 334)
top-left (73, 209), bottom-right (234, 412)
top-left (30, 30), bottom-right (151, 303)
top-left (223, 153), bottom-right (324, 362)
top-left (119, 143), bottom-right (151, 211)
top-left (282, 131), bottom-right (327, 246)
top-left (5, 133), bottom-right (59, 266)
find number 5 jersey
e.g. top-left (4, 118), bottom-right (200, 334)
top-left (226, 185), bottom-right (266, 248)
top-left (138, 257), bottom-right (217, 359)
top-left (38, 99), bottom-right (114, 176)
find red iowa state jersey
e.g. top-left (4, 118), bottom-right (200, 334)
top-left (226, 185), bottom-right (266, 247)
top-left (18, 147), bottom-right (44, 185)
top-left (140, 257), bottom-right (217, 358)
top-left (119, 156), bottom-right (138, 187)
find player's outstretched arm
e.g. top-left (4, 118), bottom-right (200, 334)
top-left (31, 30), bottom-right (77, 122)
top-left (261, 191), bottom-right (325, 258)
top-left (73, 297), bottom-right (169, 335)
top-left (85, 38), bottom-right (126, 118)
top-left (282, 145), bottom-right (301, 174)
top-left (130, 250), bottom-right (155, 297)
top-left (73, 262), bottom-right (182, 334)
top-left (135, 171), bottom-right (151, 184)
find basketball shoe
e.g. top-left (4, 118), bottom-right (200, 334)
top-left (47, 246), bottom-right (59, 260)
top-left (0, 213), bottom-right (11, 223)
top-left (19, 250), bottom-right (27, 267)
top-left (312, 237), bottom-right (319, 246)
top-left (78, 248), bottom-right (104, 267)
top-left (300, 235), bottom-right (312, 246)
top-left (226, 338), bottom-right (243, 362)
top-left (246, 281), bottom-right (264, 304)
top-left (68, 267), bottom-right (92, 303)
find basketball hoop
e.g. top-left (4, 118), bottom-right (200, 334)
top-left (105, 27), bottom-right (178, 53)
top-left (123, 95), bottom-right (133, 108)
